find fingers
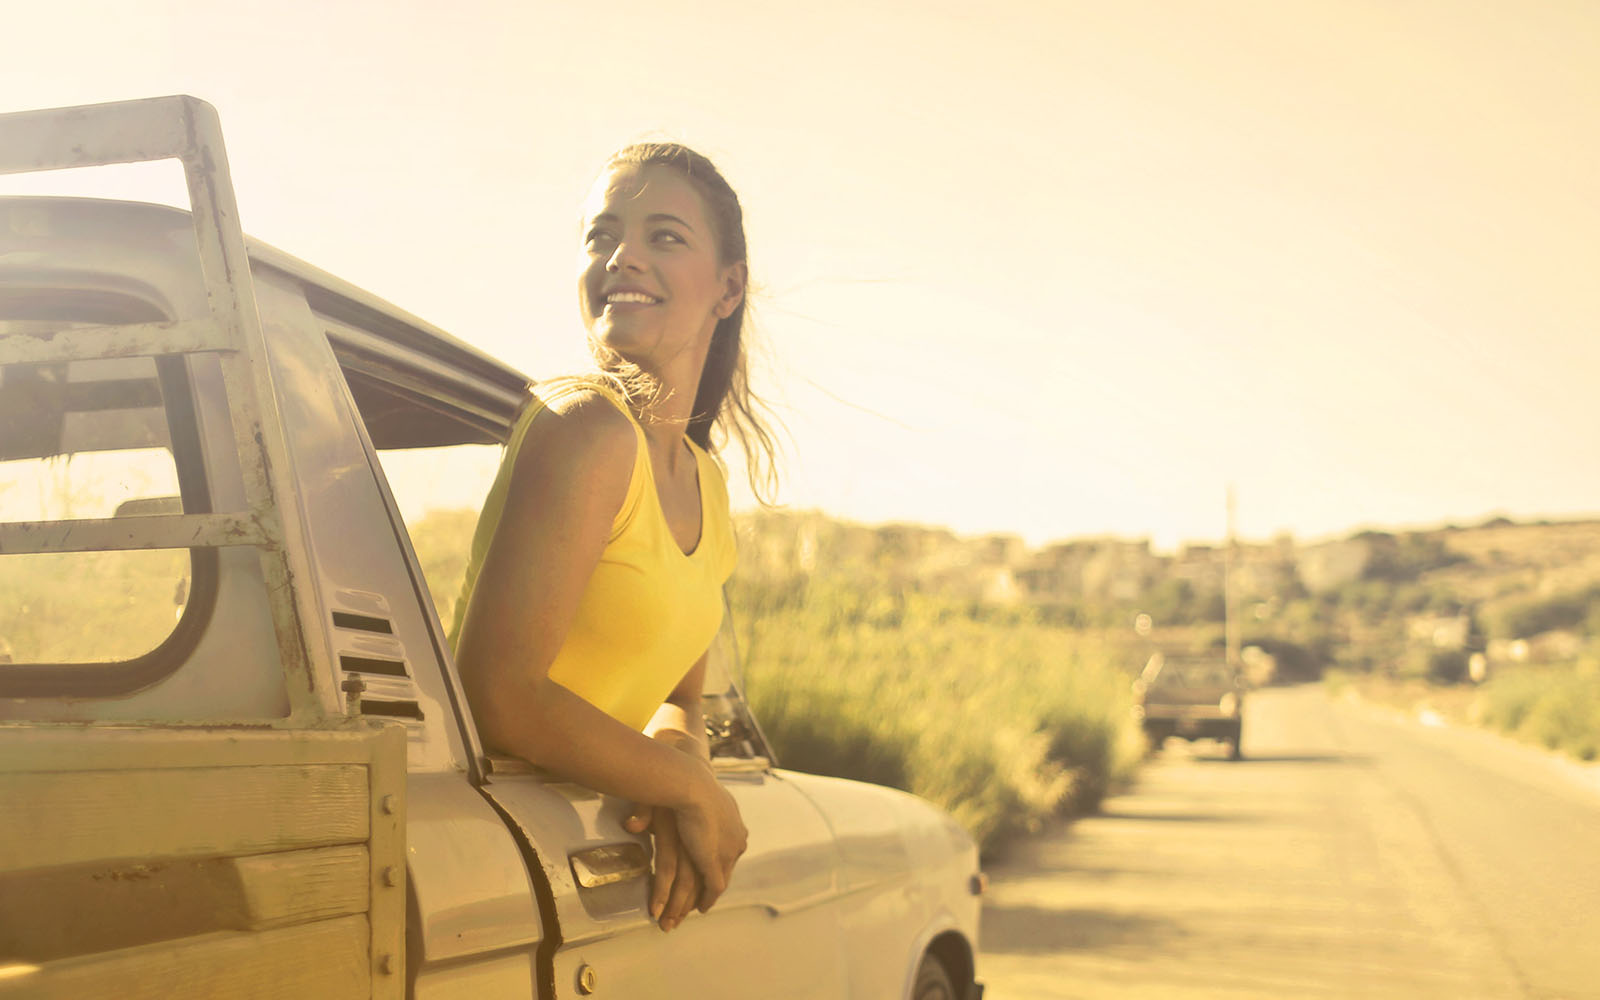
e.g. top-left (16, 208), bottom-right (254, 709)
top-left (661, 852), bottom-right (699, 931)
top-left (648, 816), bottom-right (677, 923)
top-left (623, 802), bottom-right (653, 835)
top-left (696, 851), bottom-right (732, 913)
top-left (670, 781), bottom-right (749, 915)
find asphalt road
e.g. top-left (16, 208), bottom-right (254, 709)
top-left (977, 684), bottom-right (1600, 999)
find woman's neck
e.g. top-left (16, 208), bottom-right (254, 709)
top-left (621, 335), bottom-right (710, 477)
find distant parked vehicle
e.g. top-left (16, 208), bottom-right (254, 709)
top-left (1132, 653), bottom-right (1246, 760)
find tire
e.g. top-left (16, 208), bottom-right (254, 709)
top-left (912, 953), bottom-right (958, 1000)
top-left (1143, 727), bottom-right (1166, 755)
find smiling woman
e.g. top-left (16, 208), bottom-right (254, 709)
top-left (449, 143), bottom-right (780, 935)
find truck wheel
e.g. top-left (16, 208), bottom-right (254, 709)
top-left (912, 953), bottom-right (957, 1000)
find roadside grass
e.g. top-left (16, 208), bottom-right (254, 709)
top-left (729, 577), bottom-right (1146, 857)
top-left (1477, 661), bottom-right (1600, 762)
top-left (1326, 661), bottom-right (1600, 764)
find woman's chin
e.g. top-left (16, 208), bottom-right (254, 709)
top-left (590, 326), bottom-right (653, 366)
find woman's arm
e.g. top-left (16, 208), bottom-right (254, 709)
top-left (453, 393), bottom-right (745, 904)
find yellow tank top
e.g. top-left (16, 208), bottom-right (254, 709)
top-left (449, 378), bottom-right (738, 732)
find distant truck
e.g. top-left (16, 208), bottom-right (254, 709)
top-left (1132, 653), bottom-right (1246, 760)
top-left (0, 96), bottom-right (984, 1000)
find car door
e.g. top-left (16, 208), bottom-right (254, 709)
top-left (479, 624), bottom-right (848, 999)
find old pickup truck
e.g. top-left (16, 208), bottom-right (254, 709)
top-left (1131, 652), bottom-right (1246, 761)
top-left (0, 96), bottom-right (983, 999)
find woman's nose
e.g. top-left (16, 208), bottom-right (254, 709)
top-left (606, 241), bottom-right (643, 272)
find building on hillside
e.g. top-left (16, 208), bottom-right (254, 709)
top-left (1233, 536), bottom-right (1303, 600)
top-left (1297, 537), bottom-right (1375, 592)
top-left (1406, 613), bottom-right (1473, 650)
top-left (1171, 543), bottom-right (1224, 592)
top-left (1012, 537), bottom-right (1157, 604)
top-left (977, 567), bottom-right (1023, 605)
top-left (1014, 540), bottom-right (1096, 602)
top-left (1082, 538), bottom-right (1159, 602)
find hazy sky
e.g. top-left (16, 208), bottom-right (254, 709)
top-left (5, 0), bottom-right (1597, 549)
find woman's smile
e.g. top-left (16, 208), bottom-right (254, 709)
top-left (602, 288), bottom-right (664, 313)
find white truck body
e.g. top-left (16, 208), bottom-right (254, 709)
top-left (0, 96), bottom-right (982, 999)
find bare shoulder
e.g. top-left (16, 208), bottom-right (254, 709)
top-left (510, 385), bottom-right (637, 500)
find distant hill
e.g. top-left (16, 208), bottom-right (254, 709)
top-left (731, 509), bottom-right (1600, 676)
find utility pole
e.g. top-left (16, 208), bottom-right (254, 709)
top-left (1224, 485), bottom-right (1240, 668)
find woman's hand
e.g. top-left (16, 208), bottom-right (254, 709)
top-left (672, 772), bottom-right (748, 912)
top-left (626, 765), bottom-right (747, 923)
top-left (624, 805), bottom-right (700, 931)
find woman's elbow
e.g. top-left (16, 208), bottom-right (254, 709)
top-left (458, 653), bottom-right (545, 755)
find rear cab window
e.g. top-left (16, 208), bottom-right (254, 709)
top-left (0, 295), bottom-right (215, 694)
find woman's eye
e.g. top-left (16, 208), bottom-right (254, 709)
top-left (585, 229), bottom-right (616, 248)
top-left (653, 230), bottom-right (686, 245)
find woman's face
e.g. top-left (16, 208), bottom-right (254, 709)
top-left (578, 164), bottom-right (743, 373)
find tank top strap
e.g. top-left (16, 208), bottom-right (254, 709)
top-left (532, 374), bottom-right (631, 415)
top-left (526, 375), bottom-right (649, 540)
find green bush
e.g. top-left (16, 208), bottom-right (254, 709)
top-left (731, 577), bottom-right (1144, 856)
top-left (1479, 664), bottom-right (1600, 761)
top-left (1491, 585), bottom-right (1600, 640)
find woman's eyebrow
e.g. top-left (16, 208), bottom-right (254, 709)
top-left (647, 213), bottom-right (695, 231)
top-left (588, 211), bottom-right (695, 232)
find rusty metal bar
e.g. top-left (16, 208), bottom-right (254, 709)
top-left (0, 97), bottom-right (191, 176)
top-left (0, 319), bottom-right (231, 367)
top-left (0, 95), bottom-right (331, 720)
top-left (0, 513), bottom-right (268, 555)
top-left (165, 101), bottom-right (329, 720)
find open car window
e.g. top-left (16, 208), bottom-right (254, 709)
top-left (343, 361), bottom-right (775, 763)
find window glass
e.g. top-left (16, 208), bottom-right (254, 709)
top-left (0, 549), bottom-right (190, 663)
top-left (374, 443), bottom-right (501, 628)
top-left (0, 355), bottom-right (194, 666)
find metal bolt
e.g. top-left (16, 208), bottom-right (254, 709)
top-left (381, 865), bottom-right (400, 888)
top-left (576, 964), bottom-right (598, 995)
top-left (341, 675), bottom-right (366, 716)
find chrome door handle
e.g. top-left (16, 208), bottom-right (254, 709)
top-left (570, 843), bottom-right (650, 888)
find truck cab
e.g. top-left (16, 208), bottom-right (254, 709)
top-left (0, 96), bottom-right (982, 999)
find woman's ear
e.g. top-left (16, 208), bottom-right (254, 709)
top-left (715, 262), bottom-right (748, 319)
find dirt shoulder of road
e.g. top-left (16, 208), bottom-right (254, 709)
top-left (1324, 672), bottom-right (1482, 725)
top-left (1326, 673), bottom-right (1600, 797)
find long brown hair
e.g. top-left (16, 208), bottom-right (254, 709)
top-left (595, 142), bottom-right (781, 503)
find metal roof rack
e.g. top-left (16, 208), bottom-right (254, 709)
top-left (0, 96), bottom-right (324, 717)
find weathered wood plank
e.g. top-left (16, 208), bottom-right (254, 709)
top-left (0, 765), bottom-right (368, 873)
top-left (234, 845), bottom-right (370, 930)
top-left (0, 845), bottom-right (370, 961)
top-left (0, 916), bottom-right (371, 1000)
top-left (0, 723), bottom-right (388, 770)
